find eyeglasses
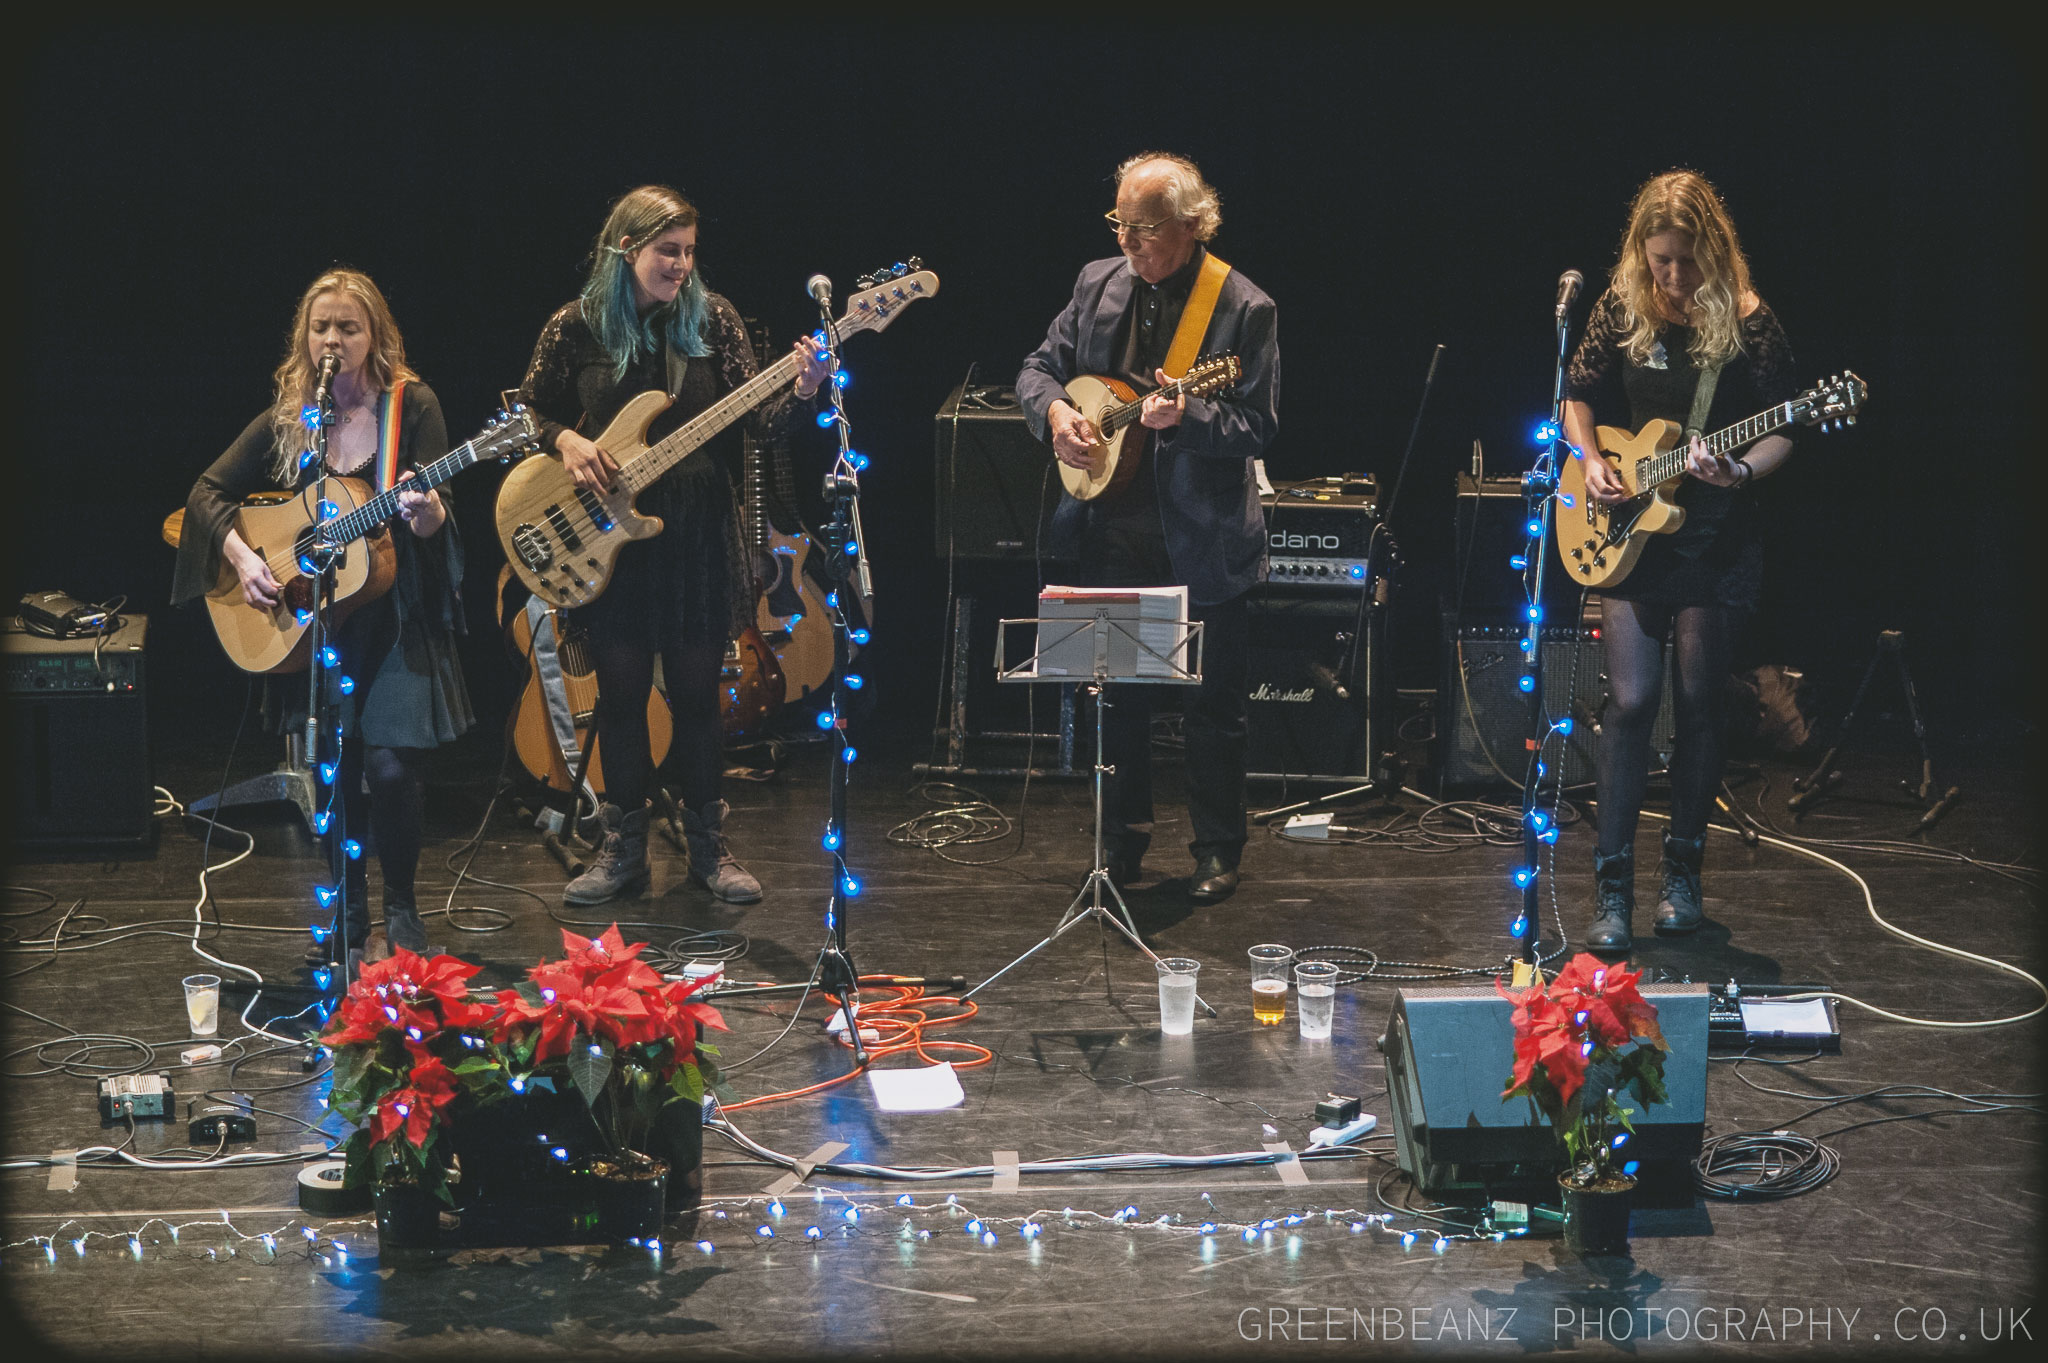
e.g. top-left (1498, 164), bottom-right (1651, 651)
top-left (1104, 211), bottom-right (1173, 241)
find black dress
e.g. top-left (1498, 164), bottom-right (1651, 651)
top-left (1564, 291), bottom-right (1797, 609)
top-left (516, 294), bottom-right (795, 647)
top-left (169, 383), bottom-right (473, 749)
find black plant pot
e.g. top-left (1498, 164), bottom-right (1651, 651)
top-left (1558, 1173), bottom-right (1635, 1256)
top-left (374, 1178), bottom-right (446, 1249)
top-left (573, 1156), bottom-right (669, 1242)
top-left (654, 1096), bottom-right (704, 1215)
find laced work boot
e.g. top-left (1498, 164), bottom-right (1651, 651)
top-left (1654, 832), bottom-right (1706, 935)
top-left (563, 803), bottom-right (651, 905)
top-left (382, 887), bottom-right (431, 955)
top-left (682, 799), bottom-right (762, 904)
top-left (1586, 844), bottom-right (1636, 953)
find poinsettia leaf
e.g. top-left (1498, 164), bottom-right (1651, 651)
top-left (513, 980), bottom-right (547, 1007)
top-left (342, 1130), bottom-right (371, 1190)
top-left (448, 1057), bottom-right (499, 1076)
top-left (327, 1045), bottom-right (370, 1100)
top-left (567, 1039), bottom-right (612, 1109)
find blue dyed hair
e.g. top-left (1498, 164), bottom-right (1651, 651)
top-left (580, 185), bottom-right (712, 381)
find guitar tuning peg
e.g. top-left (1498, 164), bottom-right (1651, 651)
top-left (906, 255), bottom-right (923, 271)
top-left (1845, 415), bottom-right (1856, 426)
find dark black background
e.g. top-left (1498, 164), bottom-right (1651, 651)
top-left (15, 22), bottom-right (2032, 755)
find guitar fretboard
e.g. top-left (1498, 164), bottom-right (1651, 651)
top-left (1636, 402), bottom-right (1796, 487)
top-left (320, 439), bottom-right (485, 546)
top-left (619, 353), bottom-right (805, 496)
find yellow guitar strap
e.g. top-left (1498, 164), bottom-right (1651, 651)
top-left (1161, 251), bottom-right (1232, 380)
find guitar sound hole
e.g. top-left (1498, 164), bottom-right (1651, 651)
top-left (282, 576), bottom-right (316, 613)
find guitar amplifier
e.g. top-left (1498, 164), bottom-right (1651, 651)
top-left (1246, 591), bottom-right (1381, 782)
top-left (1449, 472), bottom-right (1581, 616)
top-left (933, 377), bottom-right (1071, 561)
top-left (1436, 621), bottom-right (1673, 793)
top-left (3, 614), bottom-right (153, 847)
top-left (1261, 474), bottom-right (1382, 588)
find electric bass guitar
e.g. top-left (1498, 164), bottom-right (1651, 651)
top-left (496, 263), bottom-right (939, 610)
top-left (741, 426), bottom-right (835, 703)
top-left (1555, 370), bottom-right (1867, 589)
top-left (204, 410), bottom-right (539, 674)
top-left (1056, 353), bottom-right (1242, 502)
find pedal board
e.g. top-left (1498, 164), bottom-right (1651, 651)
top-left (1707, 982), bottom-right (1842, 1052)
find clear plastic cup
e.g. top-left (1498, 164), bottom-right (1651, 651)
top-left (1295, 961), bottom-right (1340, 1039)
top-left (1248, 944), bottom-right (1294, 1025)
top-left (1155, 957), bottom-right (1200, 1036)
top-left (183, 974), bottom-right (221, 1038)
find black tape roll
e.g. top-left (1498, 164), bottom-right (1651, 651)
top-left (297, 1159), bottom-right (372, 1217)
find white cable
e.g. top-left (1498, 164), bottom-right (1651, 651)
top-left (1636, 808), bottom-right (2047, 1030)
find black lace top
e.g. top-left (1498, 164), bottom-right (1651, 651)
top-left (1565, 291), bottom-right (1797, 607)
top-left (516, 291), bottom-right (799, 641)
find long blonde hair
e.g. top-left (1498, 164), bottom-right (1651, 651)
top-left (1608, 170), bottom-right (1754, 369)
top-left (266, 268), bottom-right (420, 481)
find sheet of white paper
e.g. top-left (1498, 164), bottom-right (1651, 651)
top-left (866, 1062), bottom-right (966, 1112)
top-left (1738, 997), bottom-right (1834, 1035)
top-left (1254, 458), bottom-right (1275, 497)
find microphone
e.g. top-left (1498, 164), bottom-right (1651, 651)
top-left (806, 274), bottom-right (833, 314)
top-left (1306, 662), bottom-right (1352, 703)
top-left (1554, 269), bottom-right (1584, 317)
top-left (312, 353), bottom-right (341, 408)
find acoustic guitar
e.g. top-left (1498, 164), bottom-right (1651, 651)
top-left (1056, 353), bottom-right (1242, 502)
top-left (496, 263), bottom-right (938, 611)
top-left (201, 410), bottom-right (538, 673)
top-left (1554, 370), bottom-right (1866, 589)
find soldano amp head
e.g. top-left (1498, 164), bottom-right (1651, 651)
top-left (1260, 474), bottom-right (1383, 588)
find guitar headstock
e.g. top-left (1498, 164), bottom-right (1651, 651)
top-left (1178, 353), bottom-right (1242, 400)
top-left (473, 406), bottom-right (541, 463)
top-left (1793, 370), bottom-right (1869, 434)
top-left (834, 258), bottom-right (940, 338)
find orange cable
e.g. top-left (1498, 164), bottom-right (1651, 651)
top-left (718, 975), bottom-right (993, 1111)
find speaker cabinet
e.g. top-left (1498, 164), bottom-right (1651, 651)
top-left (3, 615), bottom-right (152, 847)
top-left (1437, 622), bottom-right (1674, 793)
top-left (1378, 983), bottom-right (1708, 1204)
top-left (1245, 588), bottom-right (1383, 782)
top-left (933, 379), bottom-right (1070, 562)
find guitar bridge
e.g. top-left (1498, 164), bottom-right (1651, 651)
top-left (512, 523), bottom-right (555, 573)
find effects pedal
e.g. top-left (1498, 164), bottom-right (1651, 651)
top-left (188, 1093), bottom-right (258, 1146)
top-left (98, 1073), bottom-right (174, 1124)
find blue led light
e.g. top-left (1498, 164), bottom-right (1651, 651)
top-left (1623, 1160), bottom-right (1640, 1176)
top-left (338, 675), bottom-right (355, 695)
top-left (841, 876), bottom-right (862, 897)
top-left (851, 628), bottom-right (871, 645)
top-left (1532, 420), bottom-right (1559, 444)
top-left (1540, 828), bottom-right (1560, 844)
top-left (296, 609), bottom-right (313, 626)
top-left (317, 500), bottom-right (338, 520)
top-left (842, 747), bottom-right (858, 763)
top-left (822, 828), bottom-right (842, 851)
top-left (320, 762), bottom-right (337, 784)
top-left (812, 330), bottom-right (828, 347)
top-left (1525, 519), bottom-right (1543, 538)
top-left (299, 449), bottom-right (316, 469)
top-left (816, 407), bottom-right (841, 429)
top-left (1509, 555), bottom-right (1528, 570)
top-left (343, 839), bottom-right (362, 860)
top-left (1513, 867), bottom-right (1534, 888)
top-left (1527, 604), bottom-right (1544, 622)
top-left (312, 811), bottom-right (332, 833)
top-left (896, 1194), bottom-right (913, 1206)
top-left (299, 556), bottom-right (318, 575)
top-left (509, 1076), bottom-right (525, 1092)
top-left (1349, 564), bottom-right (1365, 579)
top-left (1510, 916), bottom-right (1530, 939)
top-left (1557, 717), bottom-right (1574, 736)
top-left (1520, 636), bottom-right (1535, 654)
top-left (805, 1227), bottom-right (822, 1240)
top-left (848, 452), bottom-right (870, 472)
top-left (1561, 493), bottom-right (1575, 508)
top-left (1530, 811), bottom-right (1548, 830)
top-left (827, 592), bottom-right (839, 608)
top-left (1612, 1133), bottom-right (1629, 1148)
top-left (310, 925), bottom-right (329, 942)
top-left (1517, 675), bottom-right (1535, 693)
top-left (319, 647), bottom-right (340, 668)
top-left (301, 406), bottom-right (321, 429)
top-left (315, 885), bottom-right (338, 907)
top-left (833, 369), bottom-right (850, 389)
top-left (845, 674), bottom-right (864, 690)
top-left (815, 710), bottom-right (836, 730)
top-left (313, 968), bottom-right (332, 989)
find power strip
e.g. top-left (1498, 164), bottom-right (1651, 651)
top-left (1307, 1113), bottom-right (1378, 1147)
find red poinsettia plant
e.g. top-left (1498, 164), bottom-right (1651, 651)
top-left (493, 926), bottom-right (729, 1168)
top-left (1499, 953), bottom-right (1669, 1189)
top-left (320, 949), bottom-right (506, 1204)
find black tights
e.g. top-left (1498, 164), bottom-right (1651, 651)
top-left (1596, 597), bottom-right (1734, 856)
top-left (336, 742), bottom-right (426, 950)
top-left (588, 635), bottom-right (726, 814)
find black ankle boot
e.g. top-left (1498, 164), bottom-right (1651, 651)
top-left (1654, 832), bottom-right (1705, 935)
top-left (1587, 845), bottom-right (1635, 953)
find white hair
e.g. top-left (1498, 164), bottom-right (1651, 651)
top-left (1114, 152), bottom-right (1222, 241)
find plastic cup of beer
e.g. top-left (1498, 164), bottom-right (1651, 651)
top-left (1155, 957), bottom-right (1201, 1036)
top-left (182, 974), bottom-right (222, 1038)
top-left (1295, 961), bottom-right (1340, 1039)
top-left (1247, 944), bottom-right (1294, 1025)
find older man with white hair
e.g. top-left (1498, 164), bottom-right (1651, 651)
top-left (1017, 151), bottom-right (1281, 904)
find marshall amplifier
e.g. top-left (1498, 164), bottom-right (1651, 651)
top-left (3, 613), bottom-right (153, 847)
top-left (1245, 591), bottom-right (1380, 782)
top-left (1261, 473), bottom-right (1382, 588)
top-left (933, 377), bottom-right (1071, 562)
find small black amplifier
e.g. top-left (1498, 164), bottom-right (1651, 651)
top-left (933, 377), bottom-right (1070, 562)
top-left (3, 614), bottom-right (152, 847)
top-left (1262, 474), bottom-right (1381, 587)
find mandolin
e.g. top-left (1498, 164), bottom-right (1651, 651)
top-left (201, 410), bottom-right (537, 673)
top-left (1056, 353), bottom-right (1242, 502)
top-left (1555, 371), bottom-right (1867, 589)
top-left (496, 264), bottom-right (938, 610)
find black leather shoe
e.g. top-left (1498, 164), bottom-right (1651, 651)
top-left (1188, 855), bottom-right (1240, 904)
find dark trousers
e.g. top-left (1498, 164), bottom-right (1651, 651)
top-left (1084, 517), bottom-right (1250, 866)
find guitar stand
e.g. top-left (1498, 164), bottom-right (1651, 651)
top-left (1789, 629), bottom-right (1960, 830)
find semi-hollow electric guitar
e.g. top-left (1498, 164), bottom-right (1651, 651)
top-left (1057, 353), bottom-right (1242, 502)
top-left (1555, 370), bottom-right (1867, 589)
top-left (203, 409), bottom-right (538, 674)
top-left (496, 263), bottom-right (939, 610)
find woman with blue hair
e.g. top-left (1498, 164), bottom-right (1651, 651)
top-left (518, 184), bottom-right (831, 906)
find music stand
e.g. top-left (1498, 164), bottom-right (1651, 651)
top-left (963, 603), bottom-right (1216, 1017)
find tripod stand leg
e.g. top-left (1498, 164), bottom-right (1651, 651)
top-left (1791, 636), bottom-right (1887, 810)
